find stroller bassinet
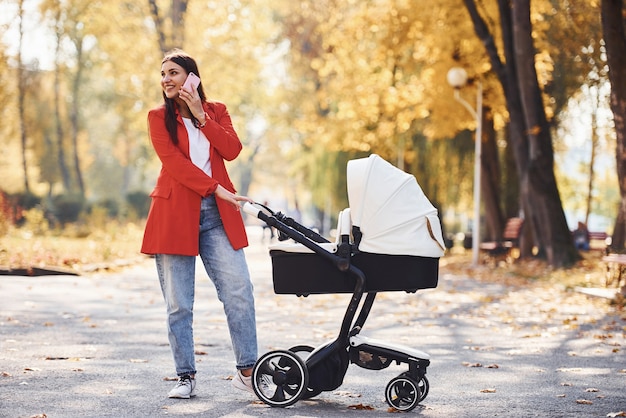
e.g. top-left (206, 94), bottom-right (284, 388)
top-left (243, 154), bottom-right (445, 412)
top-left (270, 153), bottom-right (444, 295)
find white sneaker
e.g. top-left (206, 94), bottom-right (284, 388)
top-left (231, 370), bottom-right (254, 394)
top-left (168, 374), bottom-right (196, 399)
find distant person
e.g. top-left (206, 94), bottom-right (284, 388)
top-left (141, 49), bottom-right (258, 399)
top-left (261, 201), bottom-right (275, 241)
top-left (291, 202), bottom-right (302, 224)
top-left (573, 221), bottom-right (590, 251)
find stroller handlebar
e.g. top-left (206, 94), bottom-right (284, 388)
top-left (242, 202), bottom-right (261, 217)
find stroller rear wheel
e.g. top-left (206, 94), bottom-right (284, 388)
top-left (385, 375), bottom-right (421, 412)
top-left (288, 345), bottom-right (323, 399)
top-left (252, 350), bottom-right (308, 407)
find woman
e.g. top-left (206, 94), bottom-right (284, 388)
top-left (141, 49), bottom-right (258, 399)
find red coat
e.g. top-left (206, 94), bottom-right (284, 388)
top-left (141, 101), bottom-right (248, 256)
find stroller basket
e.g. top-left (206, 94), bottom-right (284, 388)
top-left (270, 248), bottom-right (439, 295)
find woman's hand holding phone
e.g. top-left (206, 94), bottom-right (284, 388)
top-left (182, 72), bottom-right (201, 92)
top-left (179, 72), bottom-right (207, 125)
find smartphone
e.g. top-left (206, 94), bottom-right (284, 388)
top-left (182, 72), bottom-right (201, 91)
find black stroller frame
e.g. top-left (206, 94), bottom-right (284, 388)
top-left (244, 202), bottom-right (435, 412)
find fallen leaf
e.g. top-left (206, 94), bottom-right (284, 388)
top-left (480, 388), bottom-right (496, 393)
top-left (129, 359), bottom-right (148, 363)
top-left (348, 403), bottom-right (374, 410)
top-left (486, 364), bottom-right (499, 369)
top-left (585, 388), bottom-right (599, 392)
top-left (2, 372), bottom-right (11, 377)
top-left (607, 412), bottom-right (626, 417)
top-left (462, 362), bottom-right (483, 368)
top-left (561, 382), bottom-right (572, 386)
top-left (557, 394), bottom-right (566, 398)
top-left (29, 414), bottom-right (47, 418)
top-left (194, 350), bottom-right (207, 355)
top-left (576, 399), bottom-right (593, 405)
top-left (163, 376), bottom-right (178, 382)
top-left (333, 390), bottom-right (361, 398)
top-left (24, 367), bottom-right (41, 372)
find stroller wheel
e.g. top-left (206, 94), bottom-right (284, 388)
top-left (399, 372), bottom-right (429, 402)
top-left (288, 345), bottom-right (323, 399)
top-left (252, 350), bottom-right (308, 408)
top-left (417, 376), bottom-right (429, 402)
top-left (385, 375), bottom-right (421, 412)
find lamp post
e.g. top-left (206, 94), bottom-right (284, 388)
top-left (447, 67), bottom-right (483, 266)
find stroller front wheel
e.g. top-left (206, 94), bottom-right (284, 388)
top-left (252, 349), bottom-right (309, 407)
top-left (385, 375), bottom-right (421, 412)
top-left (417, 376), bottom-right (429, 402)
top-left (399, 372), bottom-right (429, 402)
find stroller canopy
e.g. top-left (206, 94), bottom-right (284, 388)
top-left (347, 154), bottom-right (445, 258)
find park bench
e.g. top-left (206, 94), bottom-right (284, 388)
top-left (588, 231), bottom-right (610, 252)
top-left (479, 217), bottom-right (524, 259)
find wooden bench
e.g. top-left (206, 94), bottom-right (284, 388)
top-left (601, 253), bottom-right (626, 289)
top-left (589, 231), bottom-right (610, 251)
top-left (479, 217), bottom-right (524, 258)
top-left (572, 229), bottom-right (610, 252)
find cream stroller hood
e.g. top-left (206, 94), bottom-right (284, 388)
top-left (347, 154), bottom-right (445, 258)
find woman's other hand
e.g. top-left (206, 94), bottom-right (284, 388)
top-left (214, 185), bottom-right (253, 210)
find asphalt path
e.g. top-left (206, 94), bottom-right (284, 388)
top-left (1, 227), bottom-right (625, 417)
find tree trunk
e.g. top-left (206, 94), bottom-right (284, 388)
top-left (17, 0), bottom-right (30, 193)
top-left (171, 0), bottom-right (188, 49)
top-left (148, 0), bottom-right (189, 54)
top-left (70, 35), bottom-right (85, 198)
top-left (464, 0), bottom-right (579, 266)
top-left (53, 8), bottom-right (72, 192)
top-left (463, 0), bottom-right (532, 256)
top-left (512, 0), bottom-right (578, 266)
top-left (601, 0), bottom-right (626, 251)
top-left (481, 108), bottom-right (504, 241)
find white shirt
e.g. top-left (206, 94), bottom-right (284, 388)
top-left (183, 117), bottom-right (212, 176)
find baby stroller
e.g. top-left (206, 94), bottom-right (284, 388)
top-left (242, 154), bottom-right (445, 412)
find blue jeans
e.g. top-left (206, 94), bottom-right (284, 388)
top-left (155, 195), bottom-right (257, 377)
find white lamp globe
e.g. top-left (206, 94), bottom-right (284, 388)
top-left (447, 67), bottom-right (468, 88)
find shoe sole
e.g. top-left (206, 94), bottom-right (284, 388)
top-left (168, 392), bottom-right (196, 399)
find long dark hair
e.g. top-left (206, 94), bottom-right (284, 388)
top-left (161, 49), bottom-right (207, 145)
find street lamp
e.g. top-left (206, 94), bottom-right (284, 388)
top-left (447, 67), bottom-right (483, 266)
